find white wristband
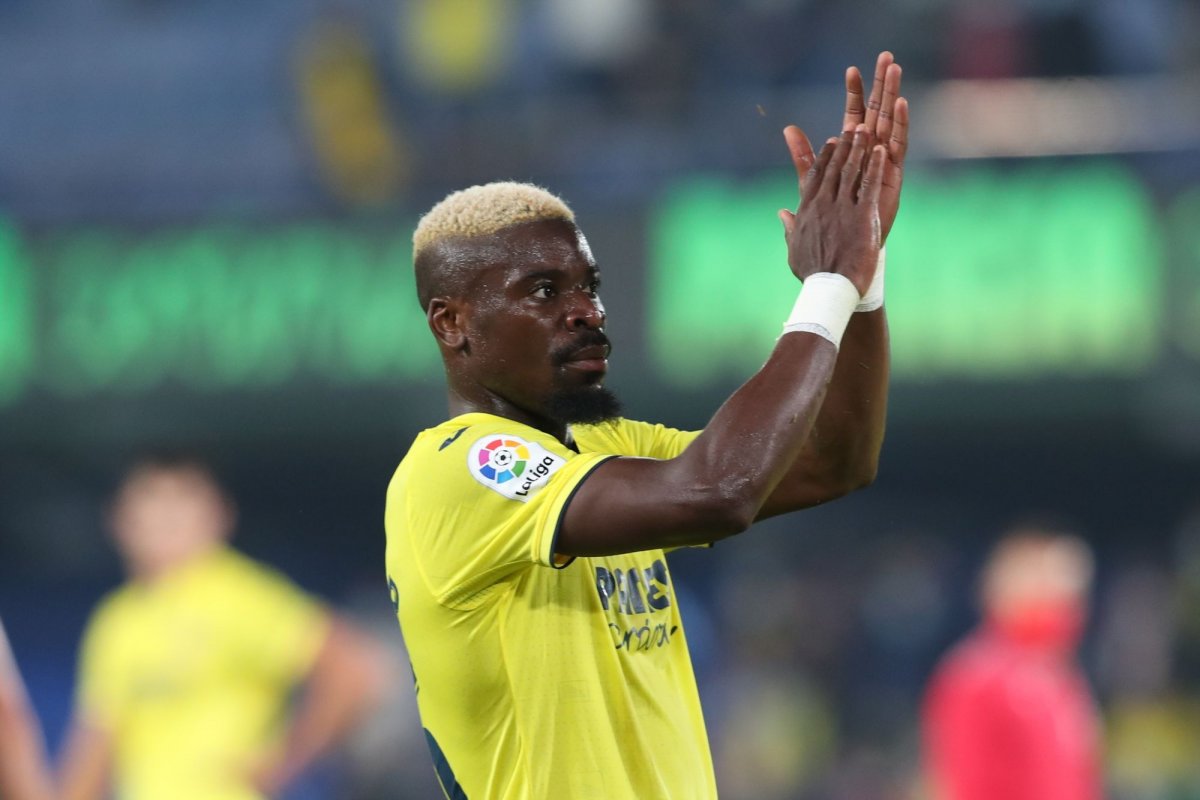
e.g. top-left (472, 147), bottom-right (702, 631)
top-left (780, 272), bottom-right (860, 349)
top-left (856, 247), bottom-right (886, 312)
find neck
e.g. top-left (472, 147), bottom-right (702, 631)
top-left (447, 387), bottom-right (567, 443)
top-left (129, 541), bottom-right (221, 585)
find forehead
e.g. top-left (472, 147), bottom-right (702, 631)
top-left (470, 219), bottom-right (595, 280)
top-left (119, 467), bottom-right (218, 502)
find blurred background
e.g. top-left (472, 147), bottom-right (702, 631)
top-left (2, 0), bottom-right (1200, 797)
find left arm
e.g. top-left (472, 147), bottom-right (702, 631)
top-left (255, 618), bottom-right (389, 796)
top-left (0, 621), bottom-right (55, 800)
top-left (759, 51), bottom-right (909, 517)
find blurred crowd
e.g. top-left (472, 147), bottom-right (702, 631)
top-left (656, 497), bottom-right (1200, 800)
top-left (2, 0), bottom-right (1198, 220)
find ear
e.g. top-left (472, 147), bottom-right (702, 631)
top-left (428, 297), bottom-right (468, 351)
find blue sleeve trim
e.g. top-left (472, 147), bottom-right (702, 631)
top-left (424, 728), bottom-right (469, 800)
top-left (549, 455), bottom-right (620, 570)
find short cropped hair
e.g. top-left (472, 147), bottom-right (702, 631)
top-left (116, 449), bottom-right (223, 496)
top-left (979, 522), bottom-right (1093, 609)
top-left (412, 181), bottom-right (575, 264)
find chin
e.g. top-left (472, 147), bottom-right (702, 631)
top-left (545, 385), bottom-right (622, 425)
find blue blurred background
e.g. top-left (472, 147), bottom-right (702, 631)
top-left (2, 0), bottom-right (1200, 797)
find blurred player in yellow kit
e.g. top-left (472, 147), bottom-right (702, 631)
top-left (58, 453), bottom-right (388, 800)
top-left (0, 619), bottom-right (54, 800)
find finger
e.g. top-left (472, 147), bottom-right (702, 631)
top-left (888, 96), bottom-right (909, 166)
top-left (783, 125), bottom-right (815, 182)
top-left (860, 144), bottom-right (887, 210)
top-left (838, 125), bottom-right (869, 201)
top-left (875, 63), bottom-right (902, 145)
top-left (841, 66), bottom-right (865, 132)
top-left (800, 137), bottom-right (838, 206)
top-left (863, 51), bottom-right (894, 133)
top-left (819, 130), bottom-right (856, 200)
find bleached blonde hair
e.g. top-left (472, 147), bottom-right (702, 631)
top-left (412, 181), bottom-right (575, 261)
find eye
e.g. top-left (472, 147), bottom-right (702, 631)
top-left (532, 283), bottom-right (557, 299)
top-left (585, 278), bottom-right (601, 297)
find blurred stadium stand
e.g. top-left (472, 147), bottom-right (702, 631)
top-left (2, 0), bottom-right (1200, 798)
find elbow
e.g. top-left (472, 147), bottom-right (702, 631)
top-left (322, 620), bottom-right (391, 707)
top-left (831, 463), bottom-right (878, 500)
top-left (832, 446), bottom-right (882, 497)
top-left (691, 483), bottom-right (759, 540)
top-left (809, 457), bottom-right (879, 506)
top-left (850, 456), bottom-right (880, 491)
top-left (709, 505), bottom-right (756, 539)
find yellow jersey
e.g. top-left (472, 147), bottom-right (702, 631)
top-left (384, 412), bottom-right (717, 799)
top-left (76, 545), bottom-right (329, 800)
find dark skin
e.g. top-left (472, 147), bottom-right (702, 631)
top-left (427, 54), bottom-right (907, 555)
top-left (764, 51), bottom-right (907, 516)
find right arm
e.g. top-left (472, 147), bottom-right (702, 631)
top-left (559, 128), bottom-right (887, 555)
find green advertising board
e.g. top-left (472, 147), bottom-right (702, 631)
top-left (650, 162), bottom-right (1164, 385)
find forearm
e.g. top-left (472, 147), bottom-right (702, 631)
top-left (262, 622), bottom-right (387, 793)
top-left (758, 306), bottom-right (889, 517)
top-left (667, 330), bottom-right (840, 533)
top-left (557, 329), bottom-right (841, 554)
top-left (0, 690), bottom-right (55, 800)
top-left (57, 720), bottom-right (113, 800)
top-left (0, 624), bottom-right (54, 800)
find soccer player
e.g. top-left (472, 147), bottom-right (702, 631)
top-left (0, 619), bottom-right (54, 800)
top-left (921, 527), bottom-right (1102, 800)
top-left (385, 53), bottom-right (907, 798)
top-left (58, 453), bottom-right (389, 800)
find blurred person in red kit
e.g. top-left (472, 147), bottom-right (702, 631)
top-left (921, 525), bottom-right (1102, 800)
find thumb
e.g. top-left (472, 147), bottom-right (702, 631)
top-left (777, 208), bottom-right (795, 236)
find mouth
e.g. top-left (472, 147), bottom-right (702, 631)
top-left (561, 343), bottom-right (610, 375)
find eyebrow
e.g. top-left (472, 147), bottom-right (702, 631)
top-left (511, 265), bottom-right (600, 285)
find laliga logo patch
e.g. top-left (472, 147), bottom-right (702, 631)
top-left (468, 435), bottom-right (565, 502)
top-left (476, 437), bottom-right (529, 484)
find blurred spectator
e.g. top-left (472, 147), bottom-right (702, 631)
top-left (56, 453), bottom-right (390, 800)
top-left (921, 525), bottom-right (1101, 800)
top-left (399, 0), bottom-right (515, 94)
top-left (0, 618), bottom-right (54, 800)
top-left (295, 16), bottom-right (410, 206)
top-left (943, 0), bottom-right (1033, 79)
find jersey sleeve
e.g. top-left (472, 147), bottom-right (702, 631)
top-left (572, 418), bottom-right (700, 459)
top-left (389, 423), bottom-right (614, 609)
top-left (228, 561), bottom-right (330, 686)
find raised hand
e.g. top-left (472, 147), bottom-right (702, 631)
top-left (784, 126), bottom-right (885, 296)
top-left (843, 52), bottom-right (908, 243)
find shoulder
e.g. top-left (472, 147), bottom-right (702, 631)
top-left (197, 549), bottom-right (323, 620)
top-left (572, 418), bottom-right (700, 459)
top-left (929, 632), bottom-right (1014, 701)
top-left (85, 583), bottom-right (138, 634)
top-left (80, 583), bottom-right (142, 655)
top-left (389, 413), bottom-right (584, 509)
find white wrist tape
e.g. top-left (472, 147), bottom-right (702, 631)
top-left (856, 247), bottom-right (886, 312)
top-left (781, 272), bottom-right (860, 349)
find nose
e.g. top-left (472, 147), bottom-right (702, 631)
top-left (567, 292), bottom-right (606, 330)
